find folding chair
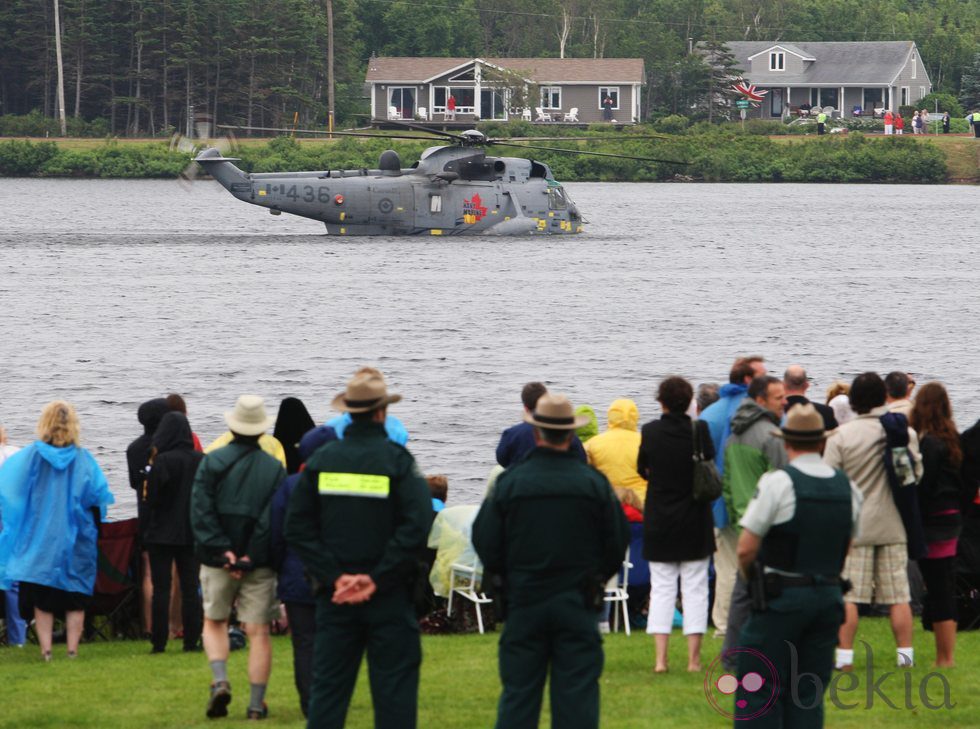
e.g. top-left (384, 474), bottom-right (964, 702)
top-left (562, 107), bottom-right (579, 122)
top-left (604, 550), bottom-right (633, 635)
top-left (446, 561), bottom-right (493, 634)
top-left (86, 518), bottom-right (141, 640)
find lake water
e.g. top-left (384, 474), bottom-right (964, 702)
top-left (1, 178), bottom-right (977, 519)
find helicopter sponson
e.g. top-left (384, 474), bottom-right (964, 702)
top-left (194, 145), bottom-right (583, 236)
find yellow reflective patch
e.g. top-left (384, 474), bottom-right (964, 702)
top-left (431, 229), bottom-right (442, 235)
top-left (258, 190), bottom-right (267, 196)
top-left (318, 472), bottom-right (390, 498)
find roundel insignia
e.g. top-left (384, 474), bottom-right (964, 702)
top-left (378, 198), bottom-right (394, 214)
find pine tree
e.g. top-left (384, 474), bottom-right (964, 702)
top-left (959, 52), bottom-right (980, 111)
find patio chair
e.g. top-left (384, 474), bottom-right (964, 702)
top-left (86, 518), bottom-right (142, 641)
top-left (562, 107), bottom-right (579, 122)
top-left (534, 107), bottom-right (550, 122)
top-left (603, 550), bottom-right (633, 636)
top-left (417, 107), bottom-right (428, 121)
top-left (387, 105), bottom-right (401, 120)
top-left (521, 107), bottom-right (532, 121)
top-left (446, 560), bottom-right (493, 634)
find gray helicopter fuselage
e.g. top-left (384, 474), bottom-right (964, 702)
top-left (195, 145), bottom-right (583, 236)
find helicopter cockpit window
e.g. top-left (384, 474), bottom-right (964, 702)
top-left (548, 187), bottom-right (568, 210)
top-left (429, 195), bottom-right (442, 213)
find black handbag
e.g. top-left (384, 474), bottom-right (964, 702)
top-left (691, 420), bottom-right (723, 503)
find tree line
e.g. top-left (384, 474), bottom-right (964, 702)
top-left (1, 0), bottom-right (977, 136)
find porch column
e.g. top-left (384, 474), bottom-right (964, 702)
top-left (474, 64), bottom-right (482, 120)
top-left (371, 85), bottom-right (376, 120)
top-left (887, 86), bottom-right (893, 111)
top-left (840, 86), bottom-right (845, 116)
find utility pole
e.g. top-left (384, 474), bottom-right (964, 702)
top-left (53, 0), bottom-right (67, 136)
top-left (327, 0), bottom-right (335, 134)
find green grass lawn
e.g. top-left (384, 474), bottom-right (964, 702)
top-left (0, 617), bottom-right (976, 728)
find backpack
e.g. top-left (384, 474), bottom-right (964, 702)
top-left (879, 412), bottom-right (927, 559)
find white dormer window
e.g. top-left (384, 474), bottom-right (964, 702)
top-left (769, 52), bottom-right (785, 71)
top-left (911, 51), bottom-right (917, 79)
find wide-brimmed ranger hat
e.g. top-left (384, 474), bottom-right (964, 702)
top-left (225, 395), bottom-right (275, 436)
top-left (774, 403), bottom-right (826, 442)
top-left (331, 374), bottom-right (402, 413)
top-left (525, 393), bottom-right (592, 431)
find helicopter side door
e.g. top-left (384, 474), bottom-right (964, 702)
top-left (413, 184), bottom-right (456, 234)
top-left (367, 183), bottom-right (413, 233)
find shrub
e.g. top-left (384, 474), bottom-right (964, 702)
top-left (918, 92), bottom-right (963, 117)
top-left (654, 115), bottom-right (690, 135)
top-left (0, 140), bottom-right (58, 175)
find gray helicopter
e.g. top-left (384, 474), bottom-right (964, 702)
top-left (194, 124), bottom-right (682, 236)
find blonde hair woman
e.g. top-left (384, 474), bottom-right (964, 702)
top-left (825, 381), bottom-right (855, 425)
top-left (0, 401), bottom-right (113, 660)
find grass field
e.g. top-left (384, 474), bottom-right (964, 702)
top-left (0, 617), bottom-right (975, 728)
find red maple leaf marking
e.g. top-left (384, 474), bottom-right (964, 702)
top-left (463, 194), bottom-right (488, 221)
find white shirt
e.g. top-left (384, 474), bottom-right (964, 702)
top-left (0, 444), bottom-right (19, 469)
top-left (740, 453), bottom-right (862, 540)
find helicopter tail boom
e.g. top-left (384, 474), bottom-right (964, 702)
top-left (194, 148), bottom-right (250, 199)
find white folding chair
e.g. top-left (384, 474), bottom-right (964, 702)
top-left (447, 561), bottom-right (494, 634)
top-left (563, 107), bottom-right (579, 122)
top-left (603, 550), bottom-right (633, 635)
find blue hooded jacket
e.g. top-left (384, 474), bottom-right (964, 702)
top-left (0, 442), bottom-right (114, 594)
top-left (325, 413), bottom-right (408, 445)
top-left (697, 384), bottom-right (748, 528)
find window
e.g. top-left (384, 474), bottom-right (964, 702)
top-left (429, 195), bottom-right (442, 213)
top-left (769, 52), bottom-right (785, 71)
top-left (598, 87), bottom-right (620, 110)
top-left (901, 87), bottom-right (910, 106)
top-left (911, 52), bottom-right (917, 79)
top-left (480, 89), bottom-right (508, 120)
top-left (541, 87), bottom-right (561, 109)
top-left (388, 87), bottom-right (415, 119)
top-left (919, 86), bottom-right (926, 100)
top-left (434, 86), bottom-right (476, 114)
top-left (548, 186), bottom-right (567, 210)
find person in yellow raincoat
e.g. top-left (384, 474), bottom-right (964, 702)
top-left (585, 399), bottom-right (648, 502)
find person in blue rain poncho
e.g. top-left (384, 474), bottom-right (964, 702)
top-left (0, 401), bottom-right (113, 660)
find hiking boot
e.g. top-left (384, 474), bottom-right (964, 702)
top-left (246, 702), bottom-right (268, 720)
top-left (206, 681), bottom-right (232, 719)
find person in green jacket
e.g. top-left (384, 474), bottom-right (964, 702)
top-left (285, 374), bottom-right (432, 729)
top-left (816, 111), bottom-right (828, 134)
top-left (191, 395), bottom-right (286, 720)
top-left (473, 393), bottom-right (629, 729)
top-left (720, 376), bottom-right (788, 665)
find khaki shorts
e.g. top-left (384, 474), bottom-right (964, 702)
top-left (841, 544), bottom-right (910, 605)
top-left (200, 565), bottom-right (278, 624)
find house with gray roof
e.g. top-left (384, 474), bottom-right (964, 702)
top-left (365, 56), bottom-right (645, 124)
top-left (723, 41), bottom-right (932, 119)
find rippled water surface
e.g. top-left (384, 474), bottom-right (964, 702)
top-left (1, 179), bottom-right (977, 518)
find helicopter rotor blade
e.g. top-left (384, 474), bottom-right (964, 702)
top-left (488, 140), bottom-right (690, 166)
top-left (216, 124), bottom-right (448, 143)
top-left (383, 119), bottom-right (468, 141)
top-left (496, 135), bottom-right (673, 142)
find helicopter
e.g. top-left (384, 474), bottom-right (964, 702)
top-left (194, 122), bottom-right (684, 236)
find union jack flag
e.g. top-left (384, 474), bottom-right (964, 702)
top-left (731, 82), bottom-right (768, 102)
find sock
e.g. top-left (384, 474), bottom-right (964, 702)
top-left (897, 647), bottom-right (914, 667)
top-left (249, 683), bottom-right (267, 710)
top-left (209, 660), bottom-right (229, 684)
top-left (835, 648), bottom-right (854, 669)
